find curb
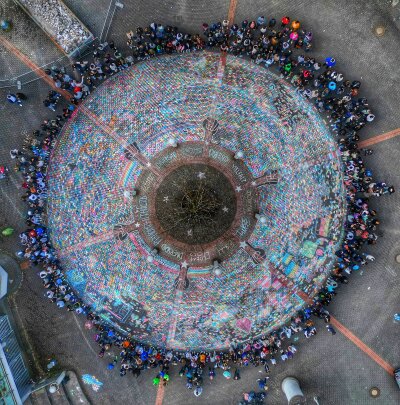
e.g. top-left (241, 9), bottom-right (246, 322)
top-left (63, 371), bottom-right (91, 405)
top-left (0, 251), bottom-right (23, 295)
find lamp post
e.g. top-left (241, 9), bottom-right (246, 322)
top-left (123, 188), bottom-right (137, 199)
top-left (234, 150), bottom-right (244, 159)
top-left (255, 213), bottom-right (267, 224)
top-left (212, 260), bottom-right (222, 276)
top-left (147, 248), bottom-right (159, 263)
top-left (168, 138), bottom-right (178, 148)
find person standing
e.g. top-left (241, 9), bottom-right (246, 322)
top-left (7, 93), bottom-right (23, 106)
top-left (43, 99), bottom-right (57, 112)
top-left (281, 16), bottom-right (290, 27)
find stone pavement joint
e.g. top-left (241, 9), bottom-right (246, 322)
top-left (155, 381), bottom-right (165, 405)
top-left (227, 0), bottom-right (238, 23)
top-left (155, 4), bottom-right (239, 403)
top-left (59, 231), bottom-right (114, 256)
top-left (157, 6), bottom-right (240, 404)
top-left (269, 268), bottom-right (395, 377)
top-left (358, 127), bottom-right (400, 147)
top-left (287, 283), bottom-right (395, 377)
top-left (79, 105), bottom-right (161, 176)
top-left (0, 36), bottom-right (71, 100)
top-left (330, 316), bottom-right (395, 375)
top-left (19, 260), bottom-right (30, 270)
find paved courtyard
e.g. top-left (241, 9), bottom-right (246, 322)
top-left (0, 1), bottom-right (399, 404)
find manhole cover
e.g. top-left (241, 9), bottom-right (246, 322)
top-left (373, 24), bottom-right (386, 37)
top-left (395, 254), bottom-right (400, 264)
top-left (369, 387), bottom-right (380, 397)
top-left (155, 163), bottom-right (237, 245)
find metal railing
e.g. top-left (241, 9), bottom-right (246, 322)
top-left (0, 316), bottom-right (31, 402)
top-left (0, 36), bottom-right (98, 89)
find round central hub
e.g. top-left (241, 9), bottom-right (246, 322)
top-left (135, 142), bottom-right (259, 266)
top-left (155, 163), bottom-right (237, 245)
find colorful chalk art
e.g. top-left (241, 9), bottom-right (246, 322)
top-left (47, 52), bottom-right (347, 350)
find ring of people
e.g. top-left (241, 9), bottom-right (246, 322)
top-left (46, 52), bottom-right (347, 350)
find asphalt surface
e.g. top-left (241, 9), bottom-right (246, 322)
top-left (0, 1), bottom-right (399, 404)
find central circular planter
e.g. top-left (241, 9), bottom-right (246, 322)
top-left (155, 163), bottom-right (237, 245)
top-left (134, 141), bottom-right (258, 267)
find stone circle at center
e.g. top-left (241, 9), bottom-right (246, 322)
top-left (136, 141), bottom-right (258, 267)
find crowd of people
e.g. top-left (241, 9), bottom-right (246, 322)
top-left (10, 16), bottom-right (394, 402)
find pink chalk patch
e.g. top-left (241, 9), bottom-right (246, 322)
top-left (236, 318), bottom-right (252, 332)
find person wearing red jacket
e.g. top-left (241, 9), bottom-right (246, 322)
top-left (281, 16), bottom-right (290, 27)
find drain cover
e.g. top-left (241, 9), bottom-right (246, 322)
top-left (369, 387), bottom-right (380, 397)
top-left (373, 24), bottom-right (386, 37)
